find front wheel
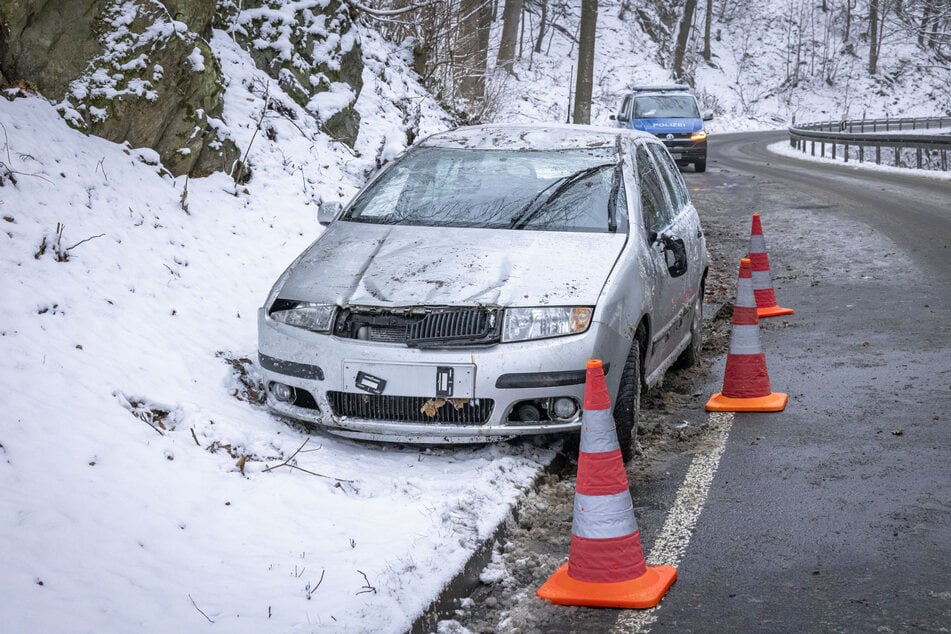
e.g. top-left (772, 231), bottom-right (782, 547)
top-left (612, 339), bottom-right (642, 463)
top-left (695, 159), bottom-right (707, 172)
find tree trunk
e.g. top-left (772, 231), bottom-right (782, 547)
top-left (673, 0), bottom-right (698, 80)
top-left (702, 0), bottom-right (713, 61)
top-left (927, 2), bottom-right (942, 49)
top-left (457, 0), bottom-right (491, 106)
top-left (497, 0), bottom-right (522, 73)
top-left (918, 0), bottom-right (933, 47)
top-left (868, 0), bottom-right (879, 74)
top-left (572, 0), bottom-right (598, 124)
top-left (844, 0), bottom-right (853, 41)
top-left (534, 0), bottom-right (548, 54)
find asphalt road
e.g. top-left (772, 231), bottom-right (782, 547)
top-left (645, 131), bottom-right (951, 631)
top-left (441, 130), bottom-right (951, 633)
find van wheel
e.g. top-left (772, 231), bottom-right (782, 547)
top-left (613, 339), bottom-right (642, 463)
top-left (695, 159), bottom-right (707, 172)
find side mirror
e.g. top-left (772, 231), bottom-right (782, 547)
top-left (702, 112), bottom-right (714, 121)
top-left (317, 201), bottom-right (343, 225)
top-left (661, 233), bottom-right (688, 277)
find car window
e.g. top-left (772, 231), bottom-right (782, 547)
top-left (635, 144), bottom-right (673, 236)
top-left (618, 94), bottom-right (632, 119)
top-left (648, 143), bottom-right (688, 214)
top-left (633, 95), bottom-right (700, 119)
top-left (344, 146), bottom-right (625, 233)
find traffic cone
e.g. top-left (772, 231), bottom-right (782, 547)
top-left (706, 258), bottom-right (788, 412)
top-left (748, 213), bottom-right (794, 318)
top-left (536, 359), bottom-right (677, 609)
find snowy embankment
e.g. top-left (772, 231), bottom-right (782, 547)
top-left (0, 31), bottom-right (555, 634)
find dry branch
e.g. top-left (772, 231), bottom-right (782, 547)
top-left (263, 439), bottom-right (355, 484)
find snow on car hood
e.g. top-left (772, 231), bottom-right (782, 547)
top-left (277, 221), bottom-right (626, 307)
top-left (633, 118), bottom-right (703, 134)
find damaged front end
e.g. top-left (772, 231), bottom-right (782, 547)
top-left (256, 298), bottom-right (610, 444)
top-left (331, 305), bottom-right (502, 348)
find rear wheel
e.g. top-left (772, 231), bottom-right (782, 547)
top-left (674, 284), bottom-right (704, 369)
top-left (613, 338), bottom-right (643, 463)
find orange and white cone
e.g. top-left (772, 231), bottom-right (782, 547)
top-left (748, 213), bottom-right (794, 318)
top-left (536, 359), bottom-right (677, 609)
top-left (706, 258), bottom-right (788, 412)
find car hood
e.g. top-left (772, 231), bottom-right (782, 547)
top-left (633, 118), bottom-right (702, 134)
top-left (276, 221), bottom-right (626, 307)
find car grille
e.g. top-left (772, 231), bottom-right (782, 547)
top-left (334, 306), bottom-right (500, 347)
top-left (657, 132), bottom-right (699, 151)
top-left (328, 391), bottom-right (494, 424)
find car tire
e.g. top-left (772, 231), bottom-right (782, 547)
top-left (613, 338), bottom-right (643, 463)
top-left (695, 159), bottom-right (707, 172)
top-left (674, 288), bottom-right (703, 370)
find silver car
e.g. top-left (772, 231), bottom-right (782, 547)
top-left (257, 124), bottom-right (708, 460)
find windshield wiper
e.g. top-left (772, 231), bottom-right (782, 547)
top-left (509, 162), bottom-right (615, 229)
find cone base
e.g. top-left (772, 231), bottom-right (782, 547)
top-left (706, 391), bottom-right (788, 412)
top-left (536, 562), bottom-right (677, 609)
top-left (757, 305), bottom-right (795, 318)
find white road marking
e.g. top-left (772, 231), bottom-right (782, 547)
top-left (613, 411), bottom-right (735, 633)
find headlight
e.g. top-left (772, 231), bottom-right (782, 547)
top-left (502, 307), bottom-right (593, 342)
top-left (269, 302), bottom-right (336, 332)
top-left (690, 130), bottom-right (707, 141)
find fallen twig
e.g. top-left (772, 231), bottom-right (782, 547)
top-left (263, 439), bottom-right (355, 484)
top-left (356, 570), bottom-right (377, 595)
top-left (139, 417), bottom-right (165, 436)
top-left (305, 569), bottom-right (325, 600)
top-left (188, 594), bottom-right (214, 623)
top-left (65, 233), bottom-right (106, 252)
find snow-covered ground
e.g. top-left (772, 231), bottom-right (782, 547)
top-left (0, 28), bottom-right (555, 634)
top-left (2, 1), bottom-right (948, 632)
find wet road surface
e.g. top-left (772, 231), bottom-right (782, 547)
top-left (645, 131), bottom-right (951, 631)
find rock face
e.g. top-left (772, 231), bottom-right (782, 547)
top-left (0, 0), bottom-right (366, 176)
top-left (217, 0), bottom-right (363, 147)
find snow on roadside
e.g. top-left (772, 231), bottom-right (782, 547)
top-left (768, 139), bottom-right (951, 181)
top-left (0, 31), bottom-right (552, 634)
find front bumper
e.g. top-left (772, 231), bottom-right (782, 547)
top-left (658, 136), bottom-right (706, 162)
top-left (257, 308), bottom-right (627, 444)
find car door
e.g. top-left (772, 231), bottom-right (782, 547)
top-left (633, 141), bottom-right (684, 376)
top-left (648, 142), bottom-right (703, 353)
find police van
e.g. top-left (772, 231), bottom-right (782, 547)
top-left (611, 85), bottom-right (712, 172)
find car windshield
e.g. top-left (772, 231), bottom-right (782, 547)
top-left (343, 146), bottom-right (627, 233)
top-left (633, 95), bottom-right (700, 119)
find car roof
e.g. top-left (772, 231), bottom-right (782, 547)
top-left (630, 84), bottom-right (693, 95)
top-left (417, 123), bottom-right (656, 151)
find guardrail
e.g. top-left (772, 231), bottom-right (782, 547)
top-left (788, 116), bottom-right (951, 172)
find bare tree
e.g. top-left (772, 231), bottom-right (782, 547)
top-left (673, 0), bottom-right (698, 80)
top-left (572, 0), bottom-right (598, 124)
top-left (918, 0), bottom-right (934, 47)
top-left (497, 0), bottom-right (523, 73)
top-left (702, 0), bottom-right (713, 61)
top-left (844, 0), bottom-right (855, 41)
top-left (534, 0), bottom-right (549, 53)
top-left (457, 0), bottom-right (493, 106)
top-left (869, 0), bottom-right (881, 74)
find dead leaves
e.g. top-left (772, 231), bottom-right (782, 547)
top-left (419, 398), bottom-right (470, 417)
